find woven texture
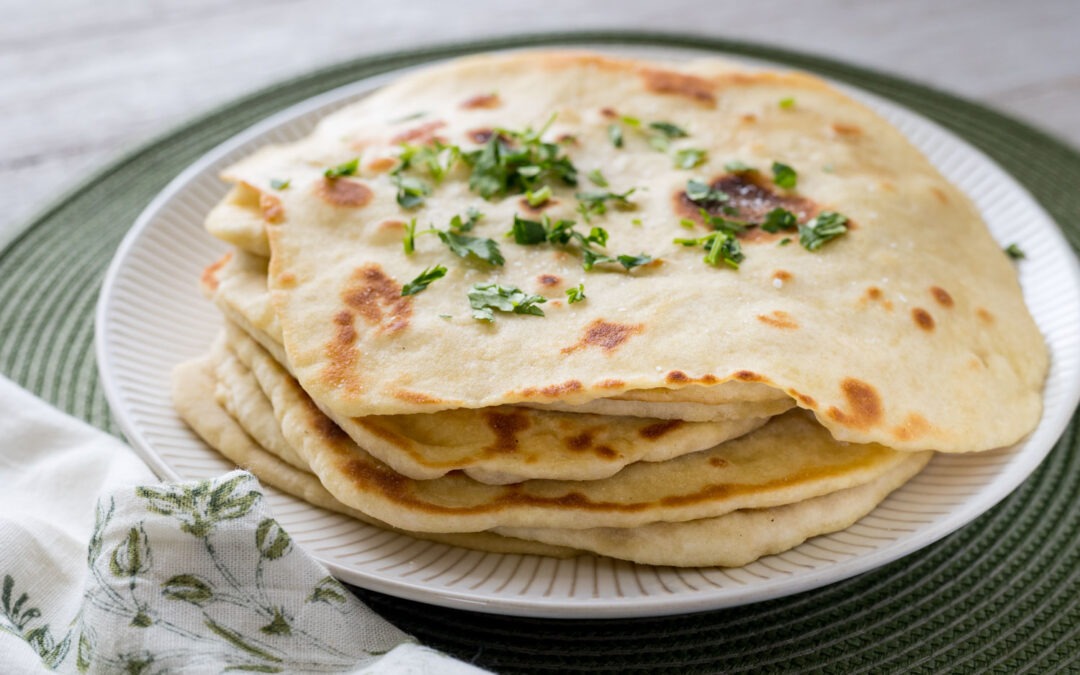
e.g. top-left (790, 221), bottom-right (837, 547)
top-left (1, 32), bottom-right (1077, 672)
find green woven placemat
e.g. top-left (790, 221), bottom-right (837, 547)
top-left (2, 32), bottom-right (1077, 673)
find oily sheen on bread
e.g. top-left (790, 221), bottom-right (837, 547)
top-left (214, 50), bottom-right (1046, 453)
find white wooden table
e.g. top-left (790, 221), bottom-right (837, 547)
top-left (3, 0), bottom-right (1078, 246)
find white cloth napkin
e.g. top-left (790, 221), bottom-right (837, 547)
top-left (0, 375), bottom-right (485, 674)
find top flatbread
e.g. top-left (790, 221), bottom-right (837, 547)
top-left (219, 50), bottom-right (1047, 452)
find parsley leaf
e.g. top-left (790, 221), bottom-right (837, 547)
top-left (575, 188), bottom-right (636, 222)
top-left (511, 214), bottom-right (549, 245)
top-left (468, 283), bottom-right (547, 321)
top-left (462, 118), bottom-right (578, 199)
top-left (779, 237), bottom-right (792, 246)
top-left (616, 253), bottom-right (654, 270)
top-left (685, 178), bottom-right (729, 205)
top-left (674, 231), bottom-right (743, 269)
top-left (1005, 243), bottom-right (1026, 260)
top-left (761, 208), bottom-right (798, 233)
top-left (324, 158), bottom-right (359, 179)
top-left (798, 211), bottom-right (848, 251)
top-left (649, 121), bottom-right (688, 138)
top-left (608, 124), bottom-right (624, 148)
top-left (449, 207), bottom-right (483, 232)
top-left (401, 265), bottom-right (447, 296)
top-left (566, 284), bottom-right (586, 304)
top-left (396, 140), bottom-right (461, 182)
top-left (270, 178), bottom-right (291, 190)
top-left (771, 161), bottom-right (798, 189)
top-left (403, 218), bottom-right (418, 254)
top-left (724, 160), bottom-right (755, 173)
top-left (674, 148), bottom-right (707, 169)
top-left (525, 185), bottom-right (552, 207)
top-left (394, 175), bottom-right (430, 209)
top-left (587, 169), bottom-right (609, 187)
top-left (779, 97), bottom-right (796, 109)
top-left (581, 249), bottom-right (615, 271)
top-left (438, 231), bottom-right (505, 266)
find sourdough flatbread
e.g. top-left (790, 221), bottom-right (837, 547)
top-left (217, 51), bottom-right (1045, 452)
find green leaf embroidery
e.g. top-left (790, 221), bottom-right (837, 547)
top-left (260, 608), bottom-right (292, 636)
top-left (205, 618), bottom-right (283, 663)
top-left (255, 519), bottom-right (292, 561)
top-left (109, 526), bottom-right (152, 578)
top-left (162, 574), bottom-right (214, 605)
top-left (308, 577), bottom-right (348, 605)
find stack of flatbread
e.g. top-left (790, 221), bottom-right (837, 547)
top-left (173, 51), bottom-right (1048, 567)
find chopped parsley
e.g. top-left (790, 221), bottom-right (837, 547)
top-left (525, 185), bottom-right (552, 207)
top-left (685, 178), bottom-right (729, 205)
top-left (575, 188), bottom-right (636, 222)
top-left (649, 121), bottom-right (688, 138)
top-left (448, 207), bottom-right (483, 232)
top-left (510, 213), bottom-right (551, 245)
top-left (771, 161), bottom-right (798, 189)
top-left (798, 211), bottom-right (848, 251)
top-left (566, 284), bottom-right (586, 304)
top-left (468, 283), bottom-right (547, 321)
top-left (396, 140), bottom-right (461, 182)
top-left (779, 237), bottom-right (792, 246)
top-left (1005, 243), bottom-right (1026, 260)
top-left (324, 158), bottom-right (359, 179)
top-left (393, 175), bottom-right (430, 209)
top-left (401, 265), bottom-right (447, 296)
top-left (608, 124), bottom-right (624, 148)
top-left (674, 231), bottom-right (744, 269)
top-left (620, 115), bottom-right (642, 128)
top-left (761, 207), bottom-right (798, 233)
top-left (587, 169), bottom-right (609, 187)
top-left (674, 148), bottom-right (707, 169)
top-left (724, 160), bottom-right (755, 173)
top-left (581, 250), bottom-right (654, 271)
top-left (779, 97), bottom-right (796, 109)
top-left (463, 116), bottom-right (578, 199)
top-left (403, 218), bottom-right (419, 254)
top-left (438, 230), bottom-right (504, 266)
top-left (270, 178), bottom-right (291, 190)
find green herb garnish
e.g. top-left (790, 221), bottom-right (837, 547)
top-left (270, 178), bottom-right (291, 190)
top-left (438, 230), bottom-right (504, 266)
top-left (608, 124), bottom-right (624, 148)
top-left (394, 175), bottom-right (430, 209)
top-left (761, 207), bottom-right (798, 233)
top-left (587, 169), bottom-right (609, 187)
top-left (324, 158), bottom-right (359, 179)
top-left (649, 121), bottom-right (688, 138)
top-left (525, 185), bottom-right (553, 207)
top-left (1005, 243), bottom-right (1026, 260)
top-left (685, 179), bottom-right (729, 205)
top-left (463, 116), bottom-right (578, 199)
top-left (779, 237), bottom-right (792, 246)
top-left (449, 207), bottom-right (483, 232)
top-left (468, 283), bottom-right (547, 321)
top-left (510, 214), bottom-right (550, 245)
top-left (772, 161), bottom-right (797, 189)
top-left (779, 97), bottom-right (796, 109)
top-left (674, 231), bottom-right (744, 269)
top-left (403, 218), bottom-right (418, 254)
top-left (401, 265), bottom-right (447, 296)
top-left (620, 116), bottom-right (642, 128)
top-left (724, 160), bottom-right (755, 173)
top-left (674, 148), bottom-right (707, 169)
top-left (798, 211), bottom-right (848, 251)
top-left (396, 140), bottom-right (461, 182)
top-left (575, 188), bottom-right (636, 222)
top-left (566, 284), bottom-right (586, 304)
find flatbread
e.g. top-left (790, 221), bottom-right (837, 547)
top-left (206, 251), bottom-right (782, 483)
top-left (173, 354), bottom-right (578, 557)
top-left (216, 50), bottom-right (1045, 452)
top-left (227, 326), bottom-right (922, 533)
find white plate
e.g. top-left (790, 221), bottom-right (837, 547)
top-left (95, 46), bottom-right (1080, 618)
